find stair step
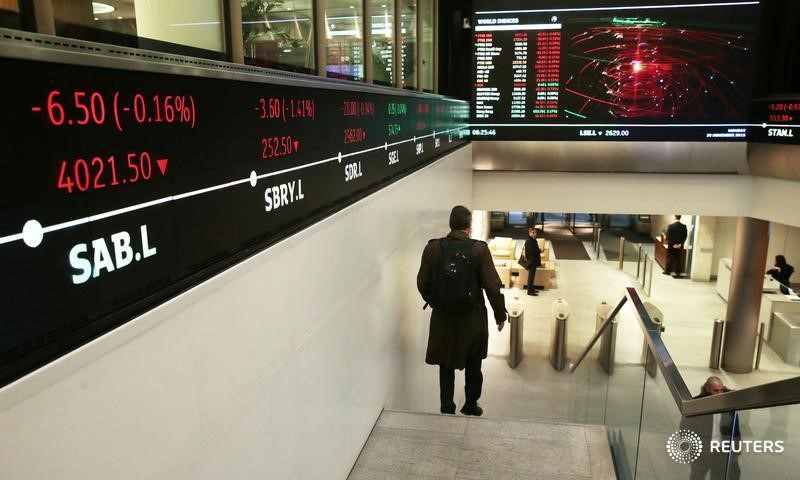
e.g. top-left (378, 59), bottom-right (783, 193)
top-left (348, 410), bottom-right (616, 480)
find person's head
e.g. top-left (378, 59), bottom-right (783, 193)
top-left (449, 205), bottom-right (472, 234)
top-left (702, 376), bottom-right (726, 396)
top-left (776, 255), bottom-right (787, 267)
top-left (675, 215), bottom-right (682, 221)
top-left (528, 227), bottom-right (537, 238)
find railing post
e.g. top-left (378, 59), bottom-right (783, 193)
top-left (550, 299), bottom-right (570, 371)
top-left (642, 253), bottom-right (648, 285)
top-left (596, 228), bottom-right (602, 259)
top-left (618, 236), bottom-right (625, 270)
top-left (636, 243), bottom-right (642, 278)
top-left (755, 323), bottom-right (765, 370)
top-left (709, 320), bottom-right (724, 369)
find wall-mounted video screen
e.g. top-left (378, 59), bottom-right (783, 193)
top-left (0, 43), bottom-right (468, 387)
top-left (471, 0), bottom-right (761, 141)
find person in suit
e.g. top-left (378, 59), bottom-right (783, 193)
top-left (681, 376), bottom-right (741, 480)
top-left (664, 215), bottom-right (688, 277)
top-left (524, 227), bottom-right (542, 296)
top-left (767, 255), bottom-right (794, 294)
top-left (417, 206), bottom-right (507, 416)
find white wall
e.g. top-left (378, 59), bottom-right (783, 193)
top-left (0, 146), bottom-right (473, 480)
top-left (691, 216), bottom-right (716, 281)
top-left (711, 217), bottom-right (737, 277)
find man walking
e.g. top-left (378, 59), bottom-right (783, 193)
top-left (417, 206), bottom-right (507, 416)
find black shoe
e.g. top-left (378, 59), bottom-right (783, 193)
top-left (441, 403), bottom-right (456, 414)
top-left (527, 291), bottom-right (538, 296)
top-left (662, 271), bottom-right (671, 275)
top-left (460, 403), bottom-right (483, 416)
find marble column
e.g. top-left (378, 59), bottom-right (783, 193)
top-left (721, 217), bottom-right (769, 373)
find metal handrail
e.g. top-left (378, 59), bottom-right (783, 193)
top-left (571, 287), bottom-right (800, 417)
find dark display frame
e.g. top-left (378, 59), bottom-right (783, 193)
top-left (470, 0), bottom-right (762, 141)
top-left (0, 31), bottom-right (469, 387)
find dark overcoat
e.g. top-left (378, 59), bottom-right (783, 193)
top-left (666, 221), bottom-right (688, 250)
top-left (417, 230), bottom-right (506, 369)
top-left (524, 235), bottom-right (542, 268)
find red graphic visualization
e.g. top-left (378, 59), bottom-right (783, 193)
top-left (31, 90), bottom-right (197, 131)
top-left (564, 24), bottom-right (752, 119)
top-left (257, 97), bottom-right (316, 122)
top-left (56, 152), bottom-right (167, 193)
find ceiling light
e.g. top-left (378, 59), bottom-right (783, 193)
top-left (92, 2), bottom-right (115, 14)
top-left (116, 16), bottom-right (123, 19)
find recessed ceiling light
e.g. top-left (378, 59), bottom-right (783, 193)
top-left (92, 2), bottom-right (115, 14)
top-left (349, 5), bottom-right (355, 8)
top-left (94, 17), bottom-right (99, 21)
top-left (116, 16), bottom-right (123, 19)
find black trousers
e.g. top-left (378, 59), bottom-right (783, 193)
top-left (439, 357), bottom-right (483, 408)
top-left (665, 248), bottom-right (683, 275)
top-left (526, 265), bottom-right (538, 292)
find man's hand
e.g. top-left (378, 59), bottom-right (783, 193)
top-left (496, 311), bottom-right (507, 331)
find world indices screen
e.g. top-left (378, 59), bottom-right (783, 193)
top-left (471, 0), bottom-right (761, 141)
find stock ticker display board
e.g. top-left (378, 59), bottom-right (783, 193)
top-left (0, 50), bottom-right (468, 386)
top-left (471, 0), bottom-right (762, 140)
top-left (749, 98), bottom-right (800, 144)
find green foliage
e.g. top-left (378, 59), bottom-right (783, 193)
top-left (241, 0), bottom-right (301, 48)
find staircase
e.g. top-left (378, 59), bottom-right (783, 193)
top-left (348, 410), bottom-right (616, 479)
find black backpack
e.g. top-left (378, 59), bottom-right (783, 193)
top-left (430, 238), bottom-right (480, 313)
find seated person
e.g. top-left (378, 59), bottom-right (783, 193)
top-left (767, 255), bottom-right (794, 294)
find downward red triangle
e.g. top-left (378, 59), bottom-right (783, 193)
top-left (293, 140), bottom-right (299, 151)
top-left (156, 158), bottom-right (168, 175)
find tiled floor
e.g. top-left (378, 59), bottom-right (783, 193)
top-left (347, 410), bottom-right (616, 480)
top-left (478, 238), bottom-right (800, 423)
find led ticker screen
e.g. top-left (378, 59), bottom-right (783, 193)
top-left (0, 51), bottom-right (468, 386)
top-left (749, 99), bottom-right (800, 144)
top-left (471, 0), bottom-right (761, 140)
